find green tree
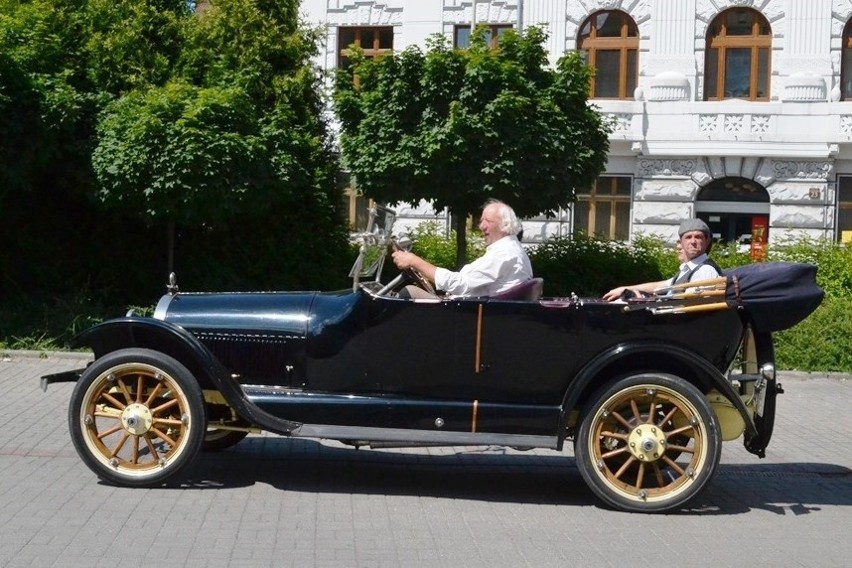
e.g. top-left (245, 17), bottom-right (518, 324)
top-left (90, 0), bottom-right (346, 273)
top-left (334, 26), bottom-right (610, 266)
top-left (1, 0), bottom-right (347, 301)
top-left (0, 0), bottom-right (101, 200)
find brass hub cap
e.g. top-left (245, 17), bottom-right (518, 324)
top-left (121, 403), bottom-right (153, 436)
top-left (627, 425), bottom-right (666, 462)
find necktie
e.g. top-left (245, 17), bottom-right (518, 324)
top-left (673, 264), bottom-right (690, 285)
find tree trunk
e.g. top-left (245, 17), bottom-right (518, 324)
top-left (167, 220), bottom-right (175, 275)
top-left (454, 213), bottom-right (467, 270)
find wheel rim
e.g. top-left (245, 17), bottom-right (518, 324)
top-left (587, 384), bottom-right (711, 505)
top-left (78, 362), bottom-right (197, 479)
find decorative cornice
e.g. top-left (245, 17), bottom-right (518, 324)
top-left (772, 161), bottom-right (832, 180)
top-left (638, 159), bottom-right (696, 177)
top-left (327, 3), bottom-right (402, 26)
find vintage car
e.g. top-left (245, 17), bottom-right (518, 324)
top-left (41, 207), bottom-right (823, 513)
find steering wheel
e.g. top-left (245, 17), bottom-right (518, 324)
top-left (391, 239), bottom-right (436, 296)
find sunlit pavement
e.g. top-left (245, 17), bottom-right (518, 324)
top-left (1, 352), bottom-right (850, 568)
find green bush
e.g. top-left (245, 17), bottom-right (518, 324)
top-left (767, 235), bottom-right (852, 298)
top-left (529, 233), bottom-right (664, 297)
top-left (409, 221), bottom-right (485, 270)
top-left (773, 297), bottom-right (852, 371)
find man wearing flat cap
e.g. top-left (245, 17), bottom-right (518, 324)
top-left (602, 218), bottom-right (722, 301)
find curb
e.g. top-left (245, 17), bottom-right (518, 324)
top-left (0, 349), bottom-right (94, 362)
top-left (778, 370), bottom-right (852, 381)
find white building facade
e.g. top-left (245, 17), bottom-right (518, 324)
top-left (301, 0), bottom-right (852, 248)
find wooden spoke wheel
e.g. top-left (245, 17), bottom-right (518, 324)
top-left (204, 405), bottom-right (250, 451)
top-left (69, 348), bottom-right (205, 486)
top-left (575, 374), bottom-right (721, 513)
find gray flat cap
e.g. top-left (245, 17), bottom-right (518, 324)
top-left (678, 218), bottom-right (711, 237)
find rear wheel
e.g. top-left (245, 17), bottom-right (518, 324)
top-left (204, 405), bottom-right (250, 451)
top-left (574, 374), bottom-right (721, 513)
top-left (69, 348), bottom-right (206, 486)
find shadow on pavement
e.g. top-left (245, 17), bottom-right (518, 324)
top-left (156, 436), bottom-right (852, 515)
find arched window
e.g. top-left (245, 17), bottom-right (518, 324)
top-left (704, 8), bottom-right (771, 101)
top-left (578, 11), bottom-right (639, 99)
top-left (841, 20), bottom-right (852, 100)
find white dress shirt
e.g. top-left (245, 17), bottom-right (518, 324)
top-left (671, 253), bottom-right (720, 285)
top-left (433, 235), bottom-right (533, 297)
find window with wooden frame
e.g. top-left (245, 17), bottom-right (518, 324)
top-left (454, 24), bottom-right (513, 49)
top-left (337, 27), bottom-right (394, 70)
top-left (837, 177), bottom-right (852, 243)
top-left (841, 20), bottom-right (852, 100)
top-left (704, 8), bottom-right (771, 101)
top-left (573, 176), bottom-right (632, 240)
top-left (577, 10), bottom-right (639, 100)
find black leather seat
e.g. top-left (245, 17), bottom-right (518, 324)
top-left (491, 277), bottom-right (544, 301)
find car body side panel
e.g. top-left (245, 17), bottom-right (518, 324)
top-left (79, 288), bottom-right (751, 442)
top-left (156, 291), bottom-right (315, 387)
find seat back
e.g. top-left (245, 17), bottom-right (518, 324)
top-left (491, 277), bottom-right (544, 301)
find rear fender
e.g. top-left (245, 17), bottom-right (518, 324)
top-left (561, 341), bottom-right (757, 444)
top-left (741, 330), bottom-right (777, 457)
top-left (73, 317), bottom-right (301, 434)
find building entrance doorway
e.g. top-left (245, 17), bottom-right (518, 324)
top-left (701, 212), bottom-right (754, 244)
top-left (694, 176), bottom-right (770, 257)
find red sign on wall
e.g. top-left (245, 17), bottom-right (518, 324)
top-left (750, 216), bottom-right (768, 261)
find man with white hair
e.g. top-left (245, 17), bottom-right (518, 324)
top-left (602, 218), bottom-right (722, 301)
top-left (392, 199), bottom-right (532, 298)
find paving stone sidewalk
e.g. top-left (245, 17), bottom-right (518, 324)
top-left (1, 353), bottom-right (850, 568)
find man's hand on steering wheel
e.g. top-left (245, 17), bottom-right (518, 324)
top-left (390, 241), bottom-right (436, 296)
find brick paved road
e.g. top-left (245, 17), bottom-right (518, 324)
top-left (1, 353), bottom-right (850, 567)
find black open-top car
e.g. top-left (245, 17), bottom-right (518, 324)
top-left (41, 207), bottom-right (823, 513)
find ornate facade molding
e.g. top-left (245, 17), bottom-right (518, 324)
top-left (752, 115), bottom-right (771, 134)
top-left (638, 159), bottom-right (696, 177)
top-left (327, 2), bottom-right (402, 26)
top-left (442, 1), bottom-right (516, 25)
top-left (781, 74), bottom-right (827, 102)
top-left (646, 72), bottom-right (690, 102)
top-left (772, 161), bottom-right (832, 180)
top-left (841, 115), bottom-right (852, 136)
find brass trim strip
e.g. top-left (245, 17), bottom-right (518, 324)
top-left (475, 304), bottom-right (483, 373)
top-left (471, 399), bottom-right (479, 433)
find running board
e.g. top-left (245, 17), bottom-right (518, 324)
top-left (289, 423), bottom-right (559, 449)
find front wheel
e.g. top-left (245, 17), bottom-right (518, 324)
top-left (574, 374), bottom-right (721, 513)
top-left (68, 348), bottom-right (206, 486)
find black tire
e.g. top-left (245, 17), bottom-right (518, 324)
top-left (68, 348), bottom-right (206, 487)
top-left (203, 404), bottom-right (251, 451)
top-left (574, 374), bottom-right (721, 513)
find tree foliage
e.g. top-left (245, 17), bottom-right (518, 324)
top-left (91, 0), bottom-right (341, 231)
top-left (334, 26), bottom-right (610, 263)
top-left (0, 0), bottom-right (348, 303)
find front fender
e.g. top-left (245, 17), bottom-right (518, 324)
top-left (561, 341), bottom-right (757, 441)
top-left (74, 317), bottom-right (223, 390)
top-left (73, 317), bottom-right (301, 434)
